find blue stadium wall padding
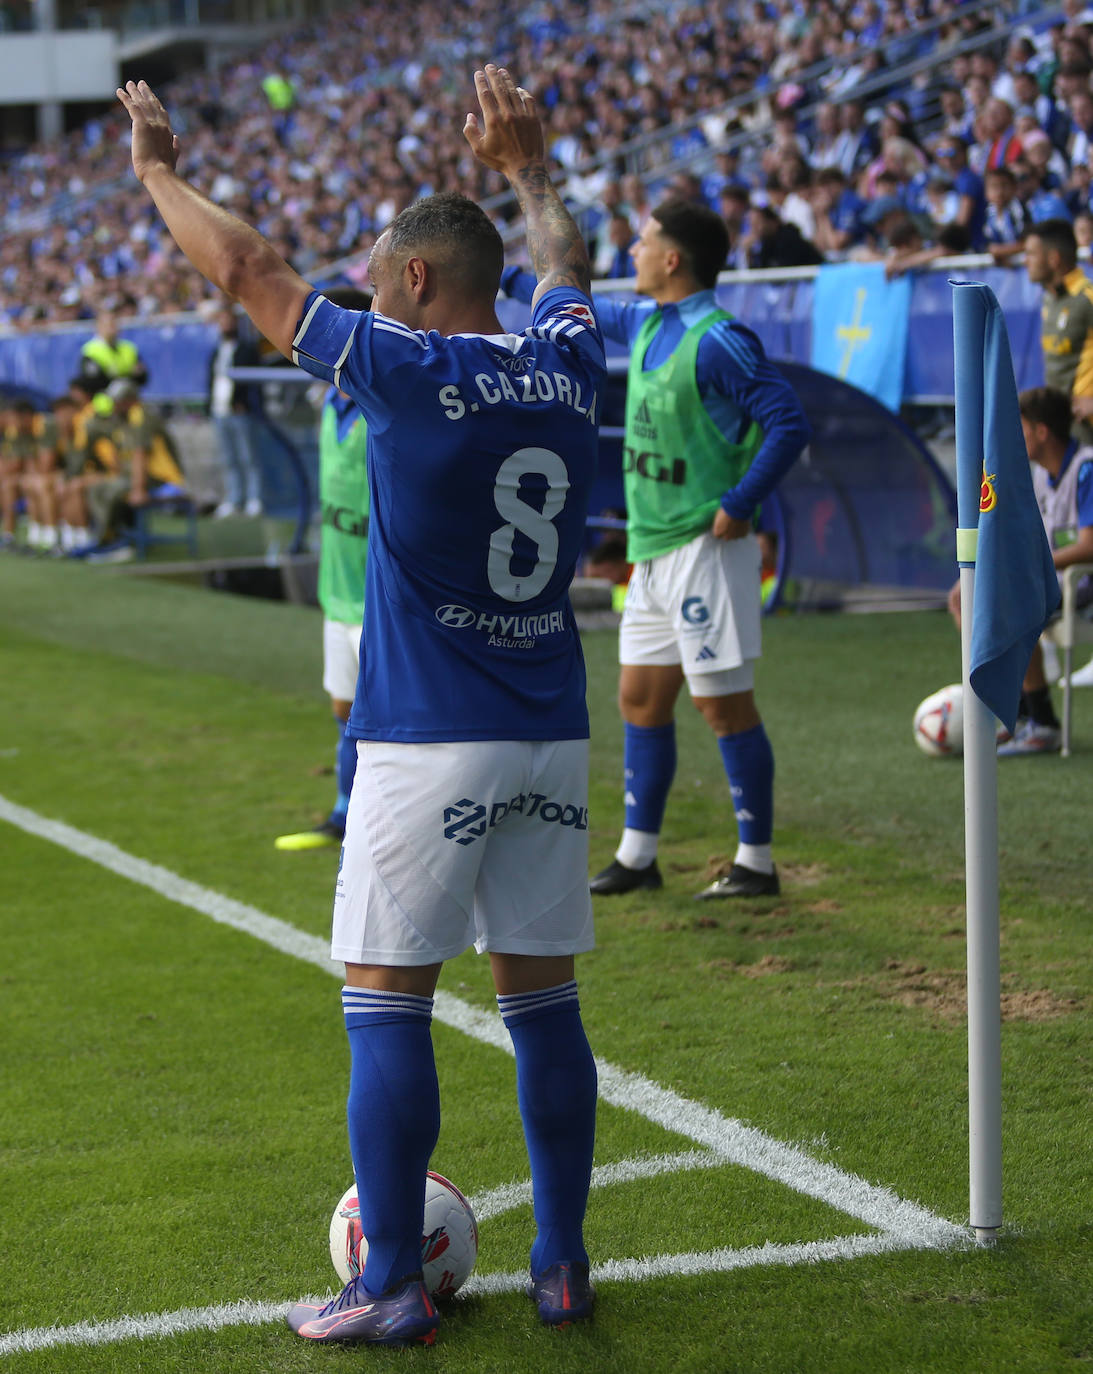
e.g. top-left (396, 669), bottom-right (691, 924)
top-left (0, 319), bottom-right (217, 402)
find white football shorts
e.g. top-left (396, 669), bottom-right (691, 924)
top-left (332, 737), bottom-right (594, 966)
top-left (322, 617), bottom-right (363, 701)
top-left (619, 530), bottom-right (762, 691)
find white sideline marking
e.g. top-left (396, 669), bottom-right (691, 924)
top-left (472, 1149), bottom-right (721, 1221)
top-left (0, 794), bottom-right (969, 1355)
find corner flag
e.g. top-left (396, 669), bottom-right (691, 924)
top-left (952, 279), bottom-right (1061, 1244)
top-left (953, 283), bottom-right (1060, 732)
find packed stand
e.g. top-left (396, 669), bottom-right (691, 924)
top-left (0, 0), bottom-right (1059, 328)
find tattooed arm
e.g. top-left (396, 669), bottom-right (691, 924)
top-left (464, 64), bottom-right (591, 305)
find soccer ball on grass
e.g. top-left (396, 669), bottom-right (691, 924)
top-left (912, 683), bottom-right (1008, 757)
top-left (329, 1170), bottom-right (478, 1299)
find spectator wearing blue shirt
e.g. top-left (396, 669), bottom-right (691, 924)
top-left (932, 137), bottom-right (986, 248)
top-left (811, 168), bottom-right (866, 256)
top-left (701, 150), bottom-right (745, 209)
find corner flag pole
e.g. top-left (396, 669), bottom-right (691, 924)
top-left (952, 283), bottom-right (1003, 1243)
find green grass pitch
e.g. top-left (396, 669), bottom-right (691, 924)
top-left (0, 555), bottom-right (1090, 1372)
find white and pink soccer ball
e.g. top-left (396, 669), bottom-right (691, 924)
top-left (912, 683), bottom-right (1007, 756)
top-left (329, 1170), bottom-right (478, 1299)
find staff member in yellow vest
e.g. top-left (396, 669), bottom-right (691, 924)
top-left (503, 199), bottom-right (810, 899)
top-left (79, 309), bottom-right (149, 399)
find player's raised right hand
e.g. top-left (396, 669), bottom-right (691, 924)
top-left (463, 65), bottom-right (544, 177)
top-left (117, 80), bottom-right (181, 184)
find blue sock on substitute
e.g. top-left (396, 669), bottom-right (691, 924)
top-left (623, 721), bottom-right (676, 833)
top-left (717, 723), bottom-right (775, 847)
top-left (329, 722), bottom-right (357, 829)
top-left (342, 987), bottom-right (440, 1294)
top-left (497, 981), bottom-right (597, 1275)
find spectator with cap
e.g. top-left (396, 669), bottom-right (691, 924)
top-left (857, 191), bottom-right (908, 256)
top-left (929, 137), bottom-right (986, 248)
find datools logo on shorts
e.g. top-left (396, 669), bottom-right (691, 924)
top-left (443, 792), bottom-right (589, 846)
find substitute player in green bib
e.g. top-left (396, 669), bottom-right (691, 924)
top-left (276, 288), bottom-right (372, 851)
top-left (504, 198), bottom-right (809, 898)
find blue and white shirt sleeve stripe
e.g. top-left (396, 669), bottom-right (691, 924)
top-left (292, 290), bottom-right (367, 392)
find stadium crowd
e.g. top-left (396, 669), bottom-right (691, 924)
top-left (6, 0), bottom-right (1093, 329)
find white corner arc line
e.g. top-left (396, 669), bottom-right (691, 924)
top-left (0, 793), bottom-right (970, 1355)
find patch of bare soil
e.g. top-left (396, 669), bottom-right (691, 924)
top-left (876, 961), bottom-right (1082, 1022)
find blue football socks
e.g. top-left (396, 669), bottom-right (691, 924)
top-left (330, 721), bottom-right (357, 829)
top-left (342, 987), bottom-right (440, 1294)
top-left (622, 721), bottom-right (676, 834)
top-left (497, 981), bottom-right (597, 1275)
top-left (717, 722), bottom-right (774, 850)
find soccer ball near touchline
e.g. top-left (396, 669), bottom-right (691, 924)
top-left (912, 682), bottom-right (965, 756)
top-left (912, 683), bottom-right (1007, 757)
top-left (329, 1170), bottom-right (479, 1299)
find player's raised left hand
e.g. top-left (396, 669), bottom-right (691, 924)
top-left (117, 80), bottom-right (181, 184)
top-left (463, 65), bottom-right (544, 176)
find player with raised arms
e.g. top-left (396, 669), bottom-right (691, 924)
top-left (118, 66), bottom-right (604, 1346)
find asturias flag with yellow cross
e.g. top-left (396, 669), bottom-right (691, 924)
top-left (810, 262), bottom-right (912, 412)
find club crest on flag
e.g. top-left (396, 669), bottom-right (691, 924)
top-left (979, 469), bottom-right (997, 512)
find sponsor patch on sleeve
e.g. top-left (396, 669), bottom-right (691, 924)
top-left (555, 301), bottom-right (597, 327)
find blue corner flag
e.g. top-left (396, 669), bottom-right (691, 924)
top-left (952, 282), bottom-right (1061, 732)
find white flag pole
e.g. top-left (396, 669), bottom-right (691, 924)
top-left (953, 281), bottom-right (1003, 1243)
top-left (959, 560), bottom-right (1003, 1243)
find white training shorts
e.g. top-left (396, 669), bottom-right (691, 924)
top-left (619, 530), bottom-right (761, 691)
top-left (322, 617), bottom-right (363, 701)
top-left (332, 737), bottom-right (594, 966)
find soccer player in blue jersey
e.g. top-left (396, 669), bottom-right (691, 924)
top-left (119, 66), bottom-right (603, 1346)
top-left (504, 199), bottom-right (810, 900)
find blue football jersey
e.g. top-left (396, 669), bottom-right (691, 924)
top-left (292, 287), bottom-right (605, 742)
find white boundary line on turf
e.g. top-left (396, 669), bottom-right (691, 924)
top-left (0, 1233), bottom-right (912, 1356)
top-left (0, 793), bottom-right (970, 1354)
